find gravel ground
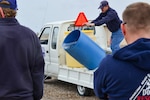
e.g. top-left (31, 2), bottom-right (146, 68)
top-left (42, 78), bottom-right (99, 100)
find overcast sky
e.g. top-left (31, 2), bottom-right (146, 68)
top-left (16, 0), bottom-right (150, 33)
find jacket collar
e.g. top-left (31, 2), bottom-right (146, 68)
top-left (0, 17), bottom-right (19, 25)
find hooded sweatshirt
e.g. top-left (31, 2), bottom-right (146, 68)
top-left (0, 18), bottom-right (45, 100)
top-left (94, 38), bottom-right (150, 100)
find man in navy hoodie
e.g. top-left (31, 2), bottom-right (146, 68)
top-left (84, 0), bottom-right (124, 54)
top-left (0, 0), bottom-right (45, 100)
top-left (94, 2), bottom-right (150, 100)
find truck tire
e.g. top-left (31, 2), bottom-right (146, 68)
top-left (77, 85), bottom-right (92, 96)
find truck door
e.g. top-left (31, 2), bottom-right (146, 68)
top-left (39, 26), bottom-right (52, 74)
top-left (47, 26), bottom-right (59, 76)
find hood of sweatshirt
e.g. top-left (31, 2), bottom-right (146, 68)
top-left (114, 38), bottom-right (150, 71)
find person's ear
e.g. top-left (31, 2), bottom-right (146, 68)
top-left (121, 23), bottom-right (126, 36)
top-left (0, 7), bottom-right (5, 18)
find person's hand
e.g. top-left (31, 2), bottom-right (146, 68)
top-left (83, 22), bottom-right (95, 26)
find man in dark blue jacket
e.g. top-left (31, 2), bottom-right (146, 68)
top-left (0, 0), bottom-right (45, 100)
top-left (94, 2), bottom-right (150, 100)
top-left (84, 0), bottom-right (124, 54)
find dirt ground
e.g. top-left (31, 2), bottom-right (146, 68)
top-left (41, 78), bottom-right (99, 100)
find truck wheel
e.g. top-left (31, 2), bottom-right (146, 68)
top-left (77, 85), bottom-right (92, 96)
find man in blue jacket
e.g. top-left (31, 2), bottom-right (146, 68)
top-left (94, 2), bottom-right (150, 100)
top-left (84, 0), bottom-right (124, 54)
top-left (0, 0), bottom-right (45, 100)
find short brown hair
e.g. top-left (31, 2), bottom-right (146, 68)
top-left (0, 0), bottom-right (16, 18)
top-left (122, 2), bottom-right (150, 32)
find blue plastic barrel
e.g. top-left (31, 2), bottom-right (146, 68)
top-left (62, 30), bottom-right (106, 70)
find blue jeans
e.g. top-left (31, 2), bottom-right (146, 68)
top-left (111, 28), bottom-right (124, 54)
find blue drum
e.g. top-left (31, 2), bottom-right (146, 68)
top-left (62, 30), bottom-right (106, 70)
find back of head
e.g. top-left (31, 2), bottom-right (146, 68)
top-left (0, 0), bottom-right (17, 18)
top-left (122, 2), bottom-right (150, 32)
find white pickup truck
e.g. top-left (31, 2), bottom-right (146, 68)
top-left (38, 20), bottom-right (126, 96)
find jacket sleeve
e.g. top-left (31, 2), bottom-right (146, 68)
top-left (94, 58), bottom-right (108, 100)
top-left (92, 10), bottom-right (117, 26)
top-left (32, 35), bottom-right (45, 100)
